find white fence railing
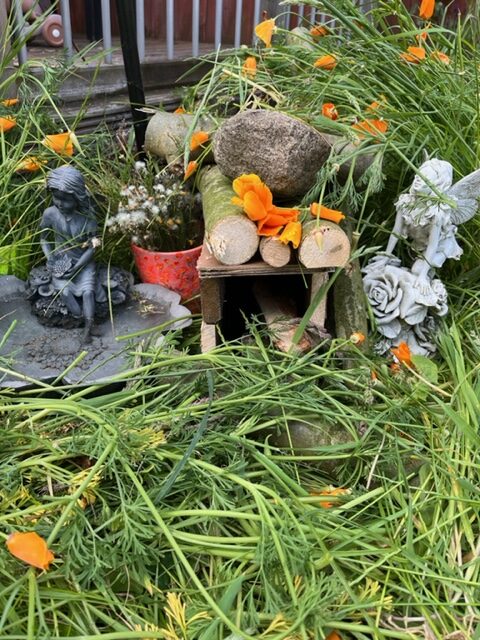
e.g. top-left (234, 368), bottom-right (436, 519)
top-left (11, 1), bottom-right (370, 66)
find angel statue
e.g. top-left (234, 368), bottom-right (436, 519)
top-left (363, 158), bottom-right (480, 356)
top-left (27, 166), bottom-right (132, 342)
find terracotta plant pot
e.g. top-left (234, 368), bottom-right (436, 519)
top-left (131, 243), bottom-right (202, 301)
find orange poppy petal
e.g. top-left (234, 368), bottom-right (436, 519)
top-left (350, 332), bottom-right (366, 344)
top-left (326, 632), bottom-right (343, 640)
top-left (310, 203), bottom-right (345, 224)
top-left (391, 341), bottom-right (413, 367)
top-left (174, 106), bottom-right (187, 114)
top-left (243, 190), bottom-right (269, 221)
top-left (279, 221), bottom-right (302, 248)
top-left (310, 487), bottom-right (350, 509)
top-left (257, 224), bottom-right (285, 236)
top-left (1, 98), bottom-right (19, 107)
top-left (352, 118), bottom-right (388, 138)
top-left (314, 54), bottom-right (337, 70)
top-left (232, 173), bottom-right (264, 199)
top-left (255, 18), bottom-right (276, 47)
top-left (310, 25), bottom-right (329, 37)
top-left (431, 50), bottom-right (450, 64)
top-left (0, 116), bottom-right (16, 133)
top-left (15, 156), bottom-right (45, 172)
top-left (400, 46), bottom-right (426, 63)
top-left (42, 132), bottom-right (74, 156)
top-left (189, 131), bottom-right (209, 152)
top-left (419, 0), bottom-right (435, 19)
top-left (322, 102), bottom-right (338, 120)
top-left (242, 56), bottom-right (257, 78)
top-left (6, 532), bottom-right (54, 570)
top-left (231, 196), bottom-right (244, 207)
top-left (184, 160), bottom-right (198, 180)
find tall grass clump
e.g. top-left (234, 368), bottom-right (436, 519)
top-left (1, 1), bottom-right (480, 639)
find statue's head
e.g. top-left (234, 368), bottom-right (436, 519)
top-left (411, 158), bottom-right (453, 195)
top-left (46, 165), bottom-right (91, 214)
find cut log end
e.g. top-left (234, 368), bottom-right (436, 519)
top-left (298, 220), bottom-right (351, 269)
top-left (259, 236), bottom-right (292, 267)
top-left (206, 216), bottom-right (259, 265)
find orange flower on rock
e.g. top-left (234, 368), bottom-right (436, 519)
top-left (391, 341), bottom-right (413, 368)
top-left (15, 156), bottom-right (45, 172)
top-left (42, 131), bottom-right (75, 156)
top-left (314, 54), bottom-right (337, 70)
top-left (1, 98), bottom-right (19, 107)
top-left (322, 103), bottom-right (338, 120)
top-left (310, 203), bottom-right (345, 224)
top-left (431, 50), bottom-right (450, 64)
top-left (419, 0), bottom-right (435, 19)
top-left (255, 18), bottom-right (276, 47)
top-left (400, 46), bottom-right (426, 63)
top-left (310, 487), bottom-right (350, 508)
top-left (310, 24), bottom-right (329, 37)
top-left (242, 56), bottom-right (257, 78)
top-left (184, 160), bottom-right (198, 180)
top-left (279, 221), bottom-right (302, 248)
top-left (6, 532), bottom-right (54, 570)
top-left (189, 131), bottom-right (209, 152)
top-left (0, 116), bottom-right (16, 133)
top-left (353, 118), bottom-right (388, 139)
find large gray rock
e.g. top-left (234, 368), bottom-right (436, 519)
top-left (213, 110), bottom-right (332, 199)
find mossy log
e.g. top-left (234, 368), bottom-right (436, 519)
top-left (333, 228), bottom-right (369, 350)
top-left (259, 236), bottom-right (291, 267)
top-left (144, 112), bottom-right (214, 164)
top-left (298, 220), bottom-right (350, 269)
top-left (198, 166), bottom-right (259, 265)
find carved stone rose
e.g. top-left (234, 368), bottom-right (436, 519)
top-left (363, 269), bottom-right (403, 339)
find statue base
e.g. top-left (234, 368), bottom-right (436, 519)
top-left (0, 276), bottom-right (191, 388)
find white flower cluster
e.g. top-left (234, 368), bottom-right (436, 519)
top-left (106, 162), bottom-right (202, 252)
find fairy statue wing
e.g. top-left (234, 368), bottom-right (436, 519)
top-left (446, 168), bottom-right (480, 224)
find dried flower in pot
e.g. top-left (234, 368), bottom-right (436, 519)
top-left (106, 162), bottom-right (203, 300)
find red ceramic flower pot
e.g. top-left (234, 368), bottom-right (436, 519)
top-left (131, 243), bottom-right (202, 301)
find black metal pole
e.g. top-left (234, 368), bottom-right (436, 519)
top-left (115, 0), bottom-right (147, 153)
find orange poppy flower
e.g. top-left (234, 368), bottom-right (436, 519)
top-left (322, 103), bottom-right (338, 120)
top-left (419, 0), bottom-right (435, 19)
top-left (242, 56), bottom-right (257, 78)
top-left (42, 132), bottom-right (75, 156)
top-left (400, 46), bottom-right (426, 63)
top-left (279, 221), bottom-right (302, 248)
top-left (314, 54), bottom-right (337, 70)
top-left (310, 25), bottom-right (329, 37)
top-left (0, 116), bottom-right (16, 133)
top-left (1, 98), bottom-right (19, 107)
top-left (184, 160), bottom-right (198, 180)
top-left (6, 532), bottom-right (54, 570)
top-left (310, 487), bottom-right (350, 508)
top-left (257, 206), bottom-right (298, 231)
top-left (352, 118), bottom-right (388, 138)
top-left (350, 331), bottom-right (366, 344)
top-left (416, 30), bottom-right (429, 42)
top-left (255, 18), bottom-right (276, 47)
top-left (391, 341), bottom-right (413, 368)
top-left (367, 95), bottom-right (387, 112)
top-left (326, 632), bottom-right (342, 640)
top-left (174, 106), bottom-right (186, 114)
top-left (431, 50), bottom-right (450, 64)
top-left (15, 156), bottom-right (45, 172)
top-left (189, 131), bottom-right (209, 152)
top-left (310, 203), bottom-right (345, 224)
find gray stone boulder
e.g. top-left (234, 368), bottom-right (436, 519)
top-left (213, 110), bottom-right (332, 199)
